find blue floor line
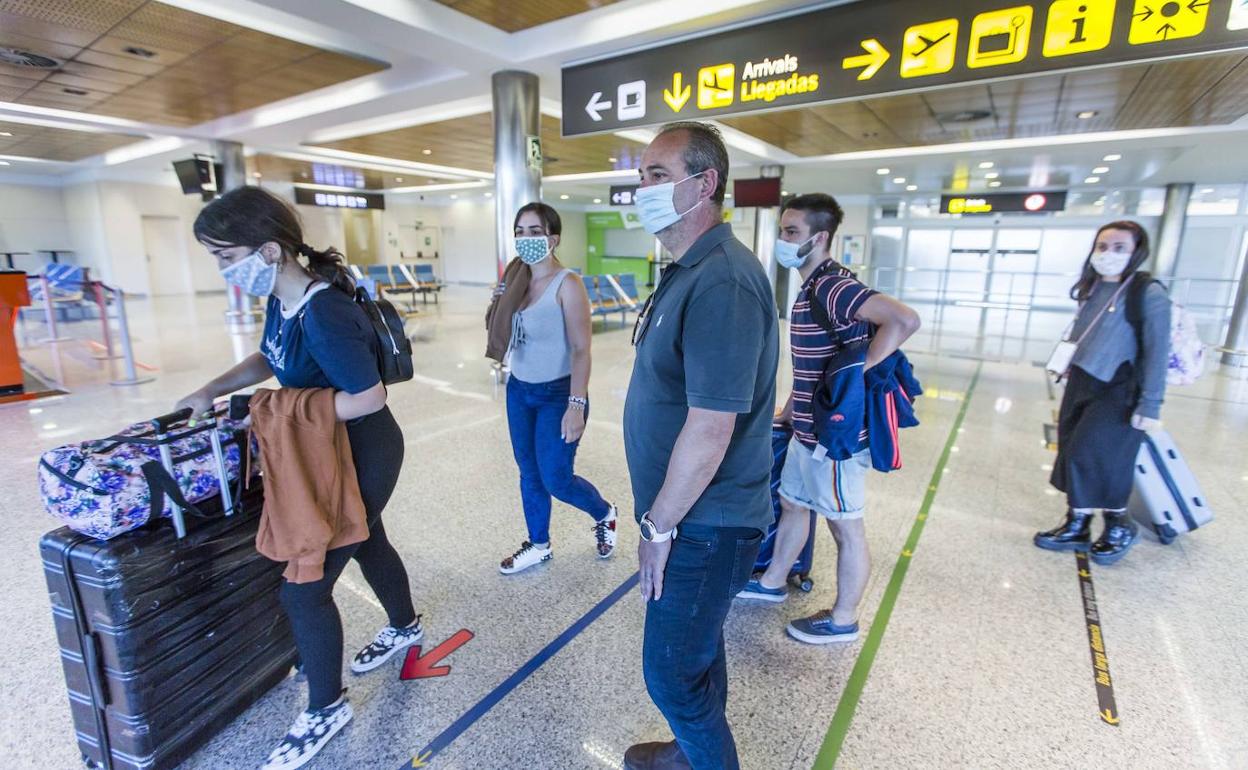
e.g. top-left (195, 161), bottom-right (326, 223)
top-left (403, 571), bottom-right (641, 768)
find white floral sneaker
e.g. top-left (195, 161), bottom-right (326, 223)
top-left (260, 692), bottom-right (352, 770)
top-left (593, 505), bottom-right (618, 559)
top-left (350, 616), bottom-right (424, 674)
top-left (499, 540), bottom-right (552, 575)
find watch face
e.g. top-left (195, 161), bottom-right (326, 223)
top-left (639, 517), bottom-right (655, 541)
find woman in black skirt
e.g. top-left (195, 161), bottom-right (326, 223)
top-left (1035, 220), bottom-right (1171, 564)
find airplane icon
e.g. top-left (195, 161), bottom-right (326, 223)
top-left (913, 31), bottom-right (952, 56)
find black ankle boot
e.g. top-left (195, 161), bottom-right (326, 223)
top-left (1034, 510), bottom-right (1093, 552)
top-left (1090, 511), bottom-right (1139, 565)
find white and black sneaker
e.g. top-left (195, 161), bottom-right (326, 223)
top-left (593, 505), bottom-right (618, 559)
top-left (350, 616), bottom-right (424, 674)
top-left (499, 540), bottom-right (552, 575)
top-left (261, 692), bottom-right (353, 770)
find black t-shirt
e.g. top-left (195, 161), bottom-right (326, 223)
top-left (260, 284), bottom-right (380, 394)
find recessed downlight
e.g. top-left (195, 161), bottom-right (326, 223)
top-left (0, 131), bottom-right (11, 137)
top-left (1103, 154), bottom-right (1122, 162)
top-left (1077, 110), bottom-right (1098, 119)
top-left (421, 149), bottom-right (432, 156)
top-left (1085, 176), bottom-right (1101, 184)
top-left (988, 180), bottom-right (1002, 188)
top-left (560, 194), bottom-right (570, 200)
top-left (905, 185), bottom-right (918, 191)
top-left (892, 177), bottom-right (906, 184)
top-left (985, 171), bottom-right (1000, 180)
top-left (978, 161), bottom-right (995, 169)
top-left (876, 168), bottom-right (890, 175)
top-left (1092, 166), bottom-right (1109, 174)
top-left (593, 198), bottom-right (602, 203)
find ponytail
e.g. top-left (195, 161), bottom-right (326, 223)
top-left (298, 242), bottom-right (356, 295)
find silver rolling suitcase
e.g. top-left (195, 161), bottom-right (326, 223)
top-left (1128, 430), bottom-right (1213, 544)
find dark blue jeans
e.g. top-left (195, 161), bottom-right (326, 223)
top-left (643, 524), bottom-right (763, 770)
top-left (505, 374), bottom-right (610, 544)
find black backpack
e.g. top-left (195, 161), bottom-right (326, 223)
top-left (354, 287), bottom-right (413, 385)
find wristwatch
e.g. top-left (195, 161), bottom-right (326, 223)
top-left (639, 512), bottom-right (676, 543)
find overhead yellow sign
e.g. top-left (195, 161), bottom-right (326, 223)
top-left (1129, 0), bottom-right (1210, 44)
top-left (901, 19), bottom-right (959, 78)
top-left (1044, 0), bottom-right (1115, 57)
top-left (697, 63), bottom-right (735, 109)
top-left (968, 5), bottom-right (1034, 68)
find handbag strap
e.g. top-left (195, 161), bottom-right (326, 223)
top-left (1070, 275), bottom-right (1134, 345)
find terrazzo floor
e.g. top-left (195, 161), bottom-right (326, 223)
top-left (2, 286), bottom-right (1245, 770)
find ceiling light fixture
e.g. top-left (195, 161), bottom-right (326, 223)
top-left (1103, 153), bottom-right (1122, 161)
top-left (781, 190), bottom-right (789, 196)
top-left (395, 177), bottom-right (403, 182)
top-left (978, 161), bottom-right (994, 169)
top-left (906, 184), bottom-right (918, 191)
top-left (892, 177), bottom-right (906, 184)
top-left (988, 180), bottom-right (1002, 187)
top-left (252, 171), bottom-right (261, 178)
top-left (985, 171), bottom-right (1000, 179)
top-left (608, 157), bottom-right (617, 163)
top-left (876, 168), bottom-right (890, 175)
top-left (421, 149), bottom-right (432, 155)
top-left (560, 194), bottom-right (570, 199)
top-left (1092, 166), bottom-right (1109, 174)
top-left (593, 198), bottom-right (602, 203)
top-left (61, 87), bottom-right (89, 96)
top-left (1085, 176), bottom-right (1101, 184)
top-left (122, 46), bottom-right (157, 59)
top-left (725, 193), bottom-right (733, 199)
top-left (0, 160), bottom-right (10, 166)
top-left (484, 192), bottom-right (493, 198)
top-left (1077, 110), bottom-right (1098, 119)
top-left (450, 194), bottom-right (459, 199)
top-left (0, 131), bottom-right (11, 137)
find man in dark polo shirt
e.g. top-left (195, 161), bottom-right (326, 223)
top-left (622, 122), bottom-right (778, 770)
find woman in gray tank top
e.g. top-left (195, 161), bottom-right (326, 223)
top-left (495, 203), bottom-right (618, 575)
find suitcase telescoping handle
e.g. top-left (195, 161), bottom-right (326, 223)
top-left (149, 406), bottom-right (236, 539)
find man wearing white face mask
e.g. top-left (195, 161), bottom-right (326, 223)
top-left (622, 123), bottom-right (778, 770)
top-left (1037, 221), bottom-right (1171, 564)
top-left (737, 194), bottom-right (919, 648)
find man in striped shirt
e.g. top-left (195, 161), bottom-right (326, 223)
top-left (738, 193), bottom-right (920, 645)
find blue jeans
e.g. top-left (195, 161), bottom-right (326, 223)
top-left (506, 375), bottom-right (610, 544)
top-left (643, 524), bottom-right (763, 770)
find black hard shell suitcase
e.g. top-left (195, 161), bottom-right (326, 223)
top-left (41, 409), bottom-right (297, 770)
top-left (753, 424), bottom-right (817, 592)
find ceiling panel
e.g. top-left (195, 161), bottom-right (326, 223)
top-left (431, 0), bottom-right (627, 32)
top-left (721, 54), bottom-right (1248, 158)
top-left (0, 0), bottom-right (388, 129)
top-left (0, 118), bottom-right (144, 161)
top-left (312, 114), bottom-right (647, 176)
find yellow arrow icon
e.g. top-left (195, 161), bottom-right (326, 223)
top-left (411, 750), bottom-right (433, 767)
top-left (1079, 569), bottom-right (1091, 577)
top-left (901, 549), bottom-right (914, 557)
top-left (843, 38), bottom-right (891, 80)
top-left (1101, 708), bottom-right (1120, 725)
top-left (664, 72), bottom-right (691, 112)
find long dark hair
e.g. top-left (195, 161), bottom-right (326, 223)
top-left (193, 186), bottom-right (355, 295)
top-left (1070, 220), bottom-right (1151, 302)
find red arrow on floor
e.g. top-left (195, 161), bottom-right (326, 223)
top-left (400, 629), bottom-right (474, 680)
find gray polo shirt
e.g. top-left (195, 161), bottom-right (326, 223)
top-left (623, 223), bottom-right (779, 532)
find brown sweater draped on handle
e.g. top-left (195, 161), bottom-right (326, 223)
top-left (485, 257), bottom-right (531, 363)
top-left (249, 387), bottom-right (369, 583)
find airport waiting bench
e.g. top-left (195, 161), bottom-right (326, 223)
top-left (581, 274), bottom-right (640, 330)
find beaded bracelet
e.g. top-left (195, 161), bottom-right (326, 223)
top-left (567, 396), bottom-right (588, 411)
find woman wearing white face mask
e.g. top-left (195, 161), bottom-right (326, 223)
top-left (1036, 220), bottom-right (1171, 565)
top-left (485, 202), bottom-right (618, 575)
top-left (176, 187), bottom-right (422, 770)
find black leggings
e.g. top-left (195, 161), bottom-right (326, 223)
top-left (277, 406), bottom-right (415, 709)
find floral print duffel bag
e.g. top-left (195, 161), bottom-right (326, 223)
top-left (39, 415), bottom-right (254, 540)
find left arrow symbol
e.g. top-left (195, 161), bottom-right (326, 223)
top-left (586, 92), bottom-right (612, 122)
top-left (842, 38), bottom-right (891, 81)
top-left (401, 629), bottom-right (474, 680)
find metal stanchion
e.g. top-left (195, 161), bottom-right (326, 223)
top-left (91, 281), bottom-right (120, 360)
top-left (108, 285), bottom-right (154, 387)
top-left (38, 274), bottom-right (70, 343)
top-left (224, 285), bottom-right (261, 332)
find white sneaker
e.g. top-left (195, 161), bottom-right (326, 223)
top-left (593, 505), bottom-right (618, 559)
top-left (499, 540), bottom-right (552, 575)
top-left (260, 693), bottom-right (352, 770)
top-left (350, 616), bottom-right (424, 674)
